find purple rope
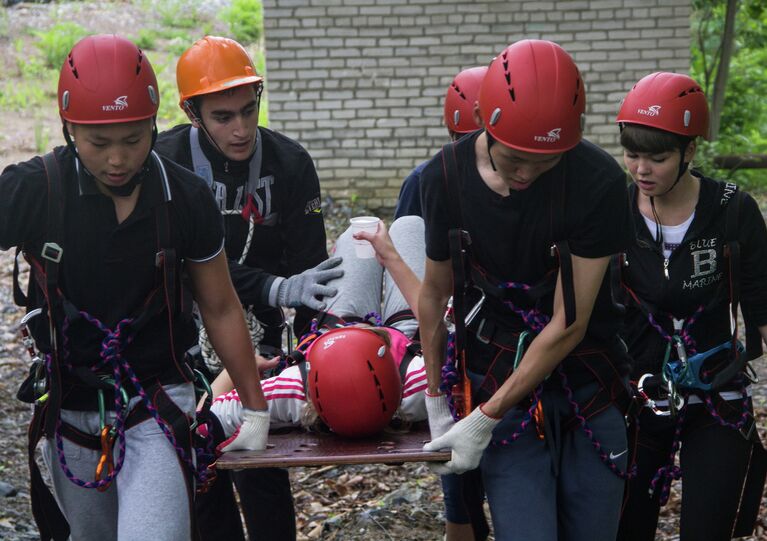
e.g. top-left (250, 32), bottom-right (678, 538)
top-left (490, 385), bottom-right (543, 446)
top-left (55, 312), bottom-right (213, 488)
top-left (647, 306), bottom-right (704, 354)
top-left (440, 332), bottom-right (462, 420)
top-left (498, 281), bottom-right (550, 334)
top-left (703, 385), bottom-right (751, 431)
top-left (558, 367), bottom-right (637, 480)
top-left (649, 405), bottom-right (687, 505)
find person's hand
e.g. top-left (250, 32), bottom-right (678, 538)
top-left (217, 408), bottom-right (270, 453)
top-left (353, 221), bottom-right (400, 267)
top-left (255, 353), bottom-right (280, 375)
top-left (422, 404), bottom-right (501, 475)
top-left (425, 392), bottom-right (455, 440)
top-left (276, 257), bottom-right (344, 310)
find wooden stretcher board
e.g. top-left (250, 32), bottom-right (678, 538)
top-left (216, 425), bottom-right (450, 469)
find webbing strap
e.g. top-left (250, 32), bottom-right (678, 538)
top-left (41, 151), bottom-right (65, 438)
top-left (441, 142), bottom-right (472, 416)
top-left (189, 126), bottom-right (263, 212)
top-left (28, 405), bottom-right (70, 541)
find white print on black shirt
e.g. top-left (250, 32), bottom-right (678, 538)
top-left (684, 237), bottom-right (723, 289)
top-left (720, 182), bottom-right (737, 205)
top-left (305, 196), bottom-right (322, 215)
top-left (213, 175), bottom-right (278, 226)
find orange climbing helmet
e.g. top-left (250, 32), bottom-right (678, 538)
top-left (176, 35), bottom-right (263, 108)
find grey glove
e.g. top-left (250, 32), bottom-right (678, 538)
top-left (274, 257), bottom-right (343, 311)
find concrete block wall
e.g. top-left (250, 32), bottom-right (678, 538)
top-left (263, 0), bottom-right (691, 210)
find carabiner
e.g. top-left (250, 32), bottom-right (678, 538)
top-left (637, 373), bottom-right (670, 417)
top-left (442, 296), bottom-right (456, 333)
top-left (464, 287), bottom-right (486, 327)
top-left (513, 331), bottom-right (532, 371)
top-left (95, 425), bottom-right (115, 492)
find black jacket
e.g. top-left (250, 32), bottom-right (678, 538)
top-left (156, 125), bottom-right (328, 330)
top-left (621, 173), bottom-right (767, 377)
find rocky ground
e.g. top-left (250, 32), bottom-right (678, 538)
top-left (1, 1), bottom-right (767, 540)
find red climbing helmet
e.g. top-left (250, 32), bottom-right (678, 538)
top-left (444, 66), bottom-right (488, 134)
top-left (616, 72), bottom-right (709, 139)
top-left (307, 327), bottom-right (402, 438)
top-left (58, 34), bottom-right (159, 124)
top-left (479, 39), bottom-right (585, 154)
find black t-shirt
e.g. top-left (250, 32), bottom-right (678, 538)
top-left (421, 132), bottom-right (633, 345)
top-left (621, 173), bottom-right (767, 376)
top-left (0, 146), bottom-right (224, 406)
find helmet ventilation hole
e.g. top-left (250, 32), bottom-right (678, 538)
top-left (509, 88), bottom-right (515, 101)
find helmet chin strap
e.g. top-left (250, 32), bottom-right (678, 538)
top-left (62, 120), bottom-right (158, 197)
top-left (648, 142), bottom-right (691, 248)
top-left (485, 130), bottom-right (498, 172)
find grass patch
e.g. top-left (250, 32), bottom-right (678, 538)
top-left (156, 0), bottom-right (212, 30)
top-left (34, 22), bottom-right (89, 69)
top-left (0, 80), bottom-right (52, 111)
top-left (133, 29), bottom-right (158, 51)
top-left (220, 0), bottom-right (263, 44)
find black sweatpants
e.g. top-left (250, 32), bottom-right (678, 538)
top-left (617, 399), bottom-right (754, 541)
top-left (196, 467), bottom-right (296, 541)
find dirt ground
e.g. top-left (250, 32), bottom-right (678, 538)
top-left (0, 2), bottom-right (766, 540)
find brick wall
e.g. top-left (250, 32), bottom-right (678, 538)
top-left (263, 0), bottom-right (692, 210)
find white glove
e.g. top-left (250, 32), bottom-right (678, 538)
top-left (423, 405), bottom-right (502, 475)
top-left (217, 408), bottom-right (270, 453)
top-left (210, 390), bottom-right (243, 439)
top-left (274, 257), bottom-right (344, 311)
top-left (425, 392), bottom-right (455, 440)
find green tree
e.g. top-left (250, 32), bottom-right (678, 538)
top-left (691, 0), bottom-right (767, 188)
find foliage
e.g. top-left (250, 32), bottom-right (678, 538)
top-left (156, 0), bottom-right (210, 30)
top-left (0, 80), bottom-right (49, 111)
top-left (219, 0), bottom-right (263, 44)
top-left (691, 0), bottom-right (767, 190)
top-left (34, 22), bottom-right (89, 69)
top-left (134, 28), bottom-right (157, 51)
top-left (152, 60), bottom-right (189, 130)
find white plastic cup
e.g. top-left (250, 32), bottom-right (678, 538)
top-left (349, 216), bottom-right (381, 258)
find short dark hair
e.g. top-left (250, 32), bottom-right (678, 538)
top-left (620, 123), bottom-right (692, 154)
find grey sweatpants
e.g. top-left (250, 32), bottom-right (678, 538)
top-left (325, 215), bottom-right (425, 339)
top-left (41, 382), bottom-right (196, 541)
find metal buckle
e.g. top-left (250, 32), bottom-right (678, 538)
top-left (475, 318), bottom-right (490, 344)
top-left (41, 242), bottom-right (63, 263)
top-left (739, 412), bottom-right (756, 441)
top-left (464, 288), bottom-right (486, 327)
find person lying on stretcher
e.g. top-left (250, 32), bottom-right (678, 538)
top-left (207, 325), bottom-right (428, 440)
top-left (208, 215), bottom-right (430, 445)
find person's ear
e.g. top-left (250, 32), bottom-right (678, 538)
top-left (472, 101), bottom-right (483, 129)
top-left (684, 139), bottom-right (697, 162)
